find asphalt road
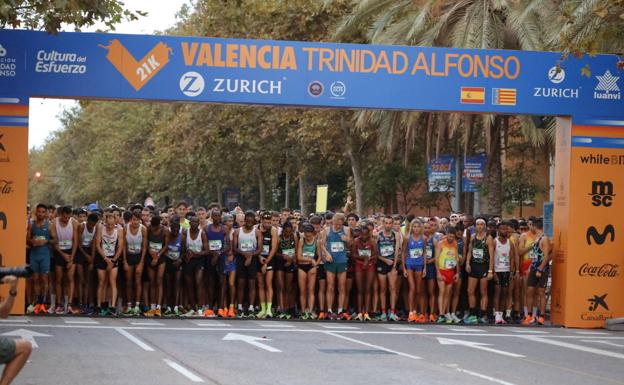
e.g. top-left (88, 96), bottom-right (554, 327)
top-left (0, 316), bottom-right (622, 385)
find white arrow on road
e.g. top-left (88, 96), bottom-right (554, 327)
top-left (437, 337), bottom-right (525, 358)
top-left (1, 329), bottom-right (52, 348)
top-left (222, 333), bottom-right (281, 352)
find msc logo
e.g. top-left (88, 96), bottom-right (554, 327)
top-left (330, 81), bottom-right (346, 99)
top-left (587, 293), bottom-right (609, 312)
top-left (586, 225), bottom-right (615, 245)
top-left (589, 181), bottom-right (615, 207)
top-left (179, 72), bottom-right (205, 97)
top-left (100, 39), bottom-right (172, 91)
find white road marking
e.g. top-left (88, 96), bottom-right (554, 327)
top-left (506, 328), bottom-right (549, 334)
top-left (443, 364), bottom-right (517, 385)
top-left (255, 322), bottom-right (296, 328)
top-left (62, 317), bottom-right (99, 324)
top-left (190, 321), bottom-right (231, 327)
top-left (114, 327), bottom-right (154, 351)
top-left (128, 319), bottom-right (164, 326)
top-left (522, 336), bottom-right (624, 359)
top-left (0, 329), bottom-right (51, 348)
top-left (384, 326), bottom-right (423, 331)
top-left (223, 333), bottom-right (281, 352)
top-left (573, 331), bottom-right (609, 335)
top-left (438, 337), bottom-right (525, 358)
top-left (581, 339), bottom-right (624, 348)
top-left (163, 359), bottom-right (204, 382)
top-left (448, 328), bottom-right (485, 332)
top-left (314, 324), bottom-right (359, 330)
top-left (0, 317), bottom-right (30, 323)
top-left (326, 331), bottom-right (422, 360)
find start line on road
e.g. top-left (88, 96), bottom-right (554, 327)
top-left (2, 319), bottom-right (624, 385)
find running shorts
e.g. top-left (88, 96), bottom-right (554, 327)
top-left (325, 262), bottom-right (348, 274)
top-left (438, 268), bottom-right (456, 285)
top-left (376, 260), bottom-right (395, 275)
top-left (469, 263), bottom-right (489, 279)
top-left (495, 272), bottom-right (511, 287)
top-left (527, 268), bottom-right (549, 288)
top-left (355, 260), bottom-right (375, 273)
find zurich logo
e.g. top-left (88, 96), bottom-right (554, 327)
top-left (547, 66), bottom-right (565, 84)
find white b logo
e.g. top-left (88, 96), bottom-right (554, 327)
top-left (0, 45), bottom-right (6, 57)
top-left (179, 71), bottom-right (205, 97)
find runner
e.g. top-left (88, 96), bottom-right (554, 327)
top-left (352, 225), bottom-right (376, 321)
top-left (523, 218), bottom-right (550, 325)
top-left (450, 224), bottom-right (466, 322)
top-left (233, 211), bottom-right (262, 317)
top-left (206, 209), bottom-right (227, 318)
top-left (219, 213), bottom-right (236, 318)
top-left (435, 226), bottom-right (460, 324)
top-left (275, 221), bottom-right (297, 319)
top-left (423, 221), bottom-right (439, 322)
top-left (140, 207), bottom-right (151, 227)
top-left (77, 213), bottom-right (98, 315)
top-left (465, 218), bottom-right (494, 324)
top-left (257, 212), bottom-right (279, 318)
top-left (163, 215), bottom-right (183, 316)
top-left (402, 218), bottom-right (427, 323)
top-left (376, 216), bottom-right (400, 321)
top-left (517, 219), bottom-right (536, 321)
top-left (144, 214), bottom-right (168, 316)
top-left (95, 211), bottom-right (124, 316)
top-left (492, 221), bottom-right (518, 324)
top-left (26, 204), bottom-right (51, 314)
top-left (345, 213), bottom-right (360, 318)
top-left (297, 223), bottom-right (320, 320)
top-left (50, 206), bottom-right (78, 314)
top-left (182, 215), bottom-right (209, 316)
top-left (309, 215), bottom-right (326, 319)
top-left (321, 212), bottom-right (351, 320)
top-left (176, 201), bottom-right (190, 230)
top-left (122, 210), bottom-right (148, 316)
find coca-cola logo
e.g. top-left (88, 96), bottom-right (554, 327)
top-left (0, 180), bottom-right (13, 194)
top-left (578, 263), bottom-right (619, 278)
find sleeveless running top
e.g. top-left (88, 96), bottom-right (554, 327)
top-left (354, 237), bottom-right (374, 259)
top-left (377, 231), bottom-right (396, 260)
top-left (206, 224), bottom-right (225, 254)
top-left (522, 232), bottom-right (536, 265)
top-left (125, 224), bottom-right (144, 255)
top-left (101, 226), bottom-right (119, 258)
top-left (471, 234), bottom-right (490, 265)
top-left (81, 223), bottom-right (95, 248)
top-left (167, 231), bottom-right (182, 260)
top-left (494, 237), bottom-right (511, 272)
top-left (238, 227), bottom-right (257, 253)
top-left (31, 220), bottom-right (51, 258)
top-left (260, 227), bottom-right (273, 257)
top-left (406, 235), bottom-right (425, 265)
top-left (56, 218), bottom-right (74, 251)
top-left (531, 234), bottom-right (546, 269)
top-left (425, 236), bottom-right (435, 262)
top-left (148, 225), bottom-right (164, 253)
top-left (437, 239), bottom-right (458, 270)
top-left (279, 234), bottom-right (296, 259)
top-left (326, 226), bottom-right (347, 263)
top-left (302, 238), bottom-right (317, 260)
top-left (186, 229), bottom-right (203, 254)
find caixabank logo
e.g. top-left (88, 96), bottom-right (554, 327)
top-left (99, 40), bottom-right (172, 91)
top-left (581, 293), bottom-right (613, 321)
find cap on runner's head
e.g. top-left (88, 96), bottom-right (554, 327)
top-left (130, 203), bottom-right (143, 212)
top-left (87, 203), bottom-right (99, 211)
top-left (261, 212), bottom-right (272, 220)
top-left (108, 204), bottom-right (118, 210)
top-left (223, 214), bottom-right (234, 221)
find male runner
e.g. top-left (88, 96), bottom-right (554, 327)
top-left (492, 221), bottom-right (518, 324)
top-left (233, 211), bottom-right (262, 317)
top-left (77, 213), bottom-right (98, 314)
top-left (321, 212), bottom-right (351, 320)
top-left (145, 214), bottom-right (168, 316)
top-left (123, 210), bottom-right (148, 316)
top-left (435, 226), bottom-right (460, 323)
top-left (219, 213), bottom-right (236, 318)
top-left (206, 209), bottom-right (227, 317)
top-left (164, 215), bottom-right (183, 316)
top-left (50, 206), bottom-right (78, 314)
top-left (257, 212), bottom-right (279, 318)
top-left (182, 215), bottom-right (209, 315)
top-left (26, 204), bottom-right (51, 314)
top-left (523, 218), bottom-right (550, 325)
top-left (465, 218), bottom-right (494, 324)
top-left (353, 225), bottom-right (376, 321)
top-left (95, 211), bottom-right (124, 316)
top-left (377, 216), bottom-right (400, 321)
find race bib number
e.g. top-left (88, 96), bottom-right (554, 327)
top-left (168, 250), bottom-right (180, 260)
top-left (473, 248), bottom-right (484, 261)
top-left (103, 242), bottom-right (115, 257)
top-left (34, 235), bottom-right (46, 241)
top-left (128, 243), bottom-right (141, 254)
top-left (82, 235), bottom-right (93, 247)
top-left (529, 250), bottom-right (537, 262)
top-left (330, 242), bottom-right (344, 253)
top-left (240, 240), bottom-right (254, 252)
top-left (499, 252), bottom-right (510, 265)
top-left (425, 248), bottom-right (433, 259)
top-left (380, 245), bottom-right (394, 257)
top-left (444, 258), bottom-right (457, 269)
top-left (302, 251), bottom-right (315, 259)
top-left (358, 249), bottom-right (371, 258)
top-left (189, 244), bottom-right (202, 253)
top-left (409, 247), bottom-right (423, 259)
top-left (209, 240), bottom-right (222, 251)
top-left (262, 244), bottom-right (270, 256)
top-left (149, 241), bottom-right (162, 253)
top-left (282, 248), bottom-right (295, 257)
top-left (59, 240), bottom-right (72, 250)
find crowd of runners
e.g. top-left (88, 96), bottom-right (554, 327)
top-left (25, 201), bottom-right (551, 325)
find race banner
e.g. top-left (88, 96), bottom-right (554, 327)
top-left (428, 156), bottom-right (455, 193)
top-left (462, 154), bottom-right (486, 192)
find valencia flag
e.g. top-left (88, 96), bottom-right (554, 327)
top-left (492, 88), bottom-right (517, 106)
top-left (460, 87), bottom-right (485, 104)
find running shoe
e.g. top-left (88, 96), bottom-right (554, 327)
top-left (380, 312), bottom-right (388, 322)
top-left (537, 316), bottom-right (545, 325)
top-left (67, 305), bottom-right (79, 315)
top-left (182, 309), bottom-right (196, 317)
top-left (364, 313), bottom-right (372, 322)
top-left (227, 306), bottom-right (235, 318)
top-left (144, 309), bottom-right (155, 317)
top-left (48, 305), bottom-right (56, 315)
top-left (479, 316), bottom-right (490, 324)
top-left (350, 312), bottom-right (358, 321)
top-left (429, 314), bottom-right (437, 323)
top-left (464, 315), bottom-right (478, 325)
top-left (504, 315), bottom-right (513, 324)
top-left (407, 311), bottom-right (417, 323)
top-left (451, 313), bottom-right (462, 324)
top-left (217, 308), bottom-right (226, 318)
top-left (34, 304), bottom-right (47, 315)
top-left (338, 312), bottom-right (347, 321)
top-left (257, 309), bottom-right (267, 319)
top-left (133, 306), bottom-right (142, 316)
top-left (522, 315), bottom-right (535, 326)
top-left (416, 314), bottom-right (427, 323)
top-left (328, 311), bottom-right (338, 321)
top-left (204, 308), bottom-right (216, 318)
top-left (99, 307), bottom-right (110, 316)
top-left (310, 312), bottom-right (318, 320)
top-left (283, 311), bottom-right (292, 320)
top-left (445, 316), bottom-right (453, 324)
top-left (436, 315), bottom-right (446, 324)
top-left (355, 313), bottom-right (364, 321)
top-left (26, 304), bottom-right (35, 314)
top-left (462, 311), bottom-right (471, 323)
top-left (301, 312), bottom-right (309, 320)
top-left (266, 308), bottom-right (274, 318)
top-left (173, 306), bottom-right (183, 317)
top-left (388, 312), bottom-right (399, 322)
top-left (318, 311), bottom-right (326, 320)
top-left (123, 307), bottom-right (135, 317)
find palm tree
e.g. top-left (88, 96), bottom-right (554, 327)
top-left (332, 0), bottom-right (556, 215)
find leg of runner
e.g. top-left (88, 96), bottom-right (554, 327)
top-left (124, 263), bottom-right (135, 314)
top-left (479, 278), bottom-right (489, 324)
top-left (364, 268), bottom-right (374, 320)
top-left (307, 268), bottom-right (317, 317)
top-left (451, 274), bottom-right (462, 320)
top-left (297, 267), bottom-right (308, 317)
top-left (388, 269), bottom-right (399, 321)
top-left (195, 266), bottom-right (204, 312)
top-left (74, 261), bottom-right (84, 310)
top-left (325, 271), bottom-right (336, 318)
top-left (227, 268), bottom-right (236, 318)
top-left (493, 277), bottom-right (502, 323)
top-left (109, 266), bottom-right (119, 314)
top-left (415, 271), bottom-right (426, 322)
top-left (337, 271), bottom-right (347, 317)
top-left (467, 277), bottom-right (478, 324)
top-left (427, 277), bottom-right (436, 322)
top-left (275, 269), bottom-right (285, 316)
top-left (317, 266), bottom-right (326, 319)
top-left (96, 269), bottom-right (107, 311)
top-left (256, 271), bottom-right (267, 318)
top-left (355, 270), bottom-right (364, 318)
top-left (437, 278), bottom-right (448, 323)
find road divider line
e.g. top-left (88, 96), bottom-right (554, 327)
top-left (0, 317), bottom-right (31, 323)
top-left (255, 322), bottom-right (296, 328)
top-left (315, 324), bottom-right (359, 330)
top-left (114, 327), bottom-right (154, 351)
top-left (581, 339), bottom-right (624, 348)
top-left (163, 358), bottom-right (204, 382)
top-left (506, 328), bottom-right (548, 334)
top-left (522, 336), bottom-right (624, 359)
top-left (443, 364), bottom-right (517, 385)
top-left (61, 317), bottom-right (99, 324)
top-left (325, 331), bottom-right (422, 360)
top-left (385, 326), bottom-right (423, 331)
top-left (449, 328), bottom-right (485, 332)
top-left (573, 331), bottom-right (609, 335)
top-left (191, 321), bottom-right (231, 327)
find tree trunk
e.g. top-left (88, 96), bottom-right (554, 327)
top-left (299, 172), bottom-right (307, 216)
top-left (284, 168), bottom-right (290, 209)
top-left (483, 117), bottom-right (503, 215)
top-left (216, 183), bottom-right (223, 207)
top-left (257, 162), bottom-right (266, 210)
top-left (341, 116), bottom-right (364, 215)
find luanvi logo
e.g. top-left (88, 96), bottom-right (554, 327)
top-left (586, 225), bottom-right (615, 245)
top-left (589, 181), bottom-right (615, 207)
top-left (587, 293), bottom-right (609, 312)
top-left (99, 39), bottom-right (172, 91)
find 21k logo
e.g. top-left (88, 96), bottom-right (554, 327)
top-left (99, 39), bottom-right (172, 91)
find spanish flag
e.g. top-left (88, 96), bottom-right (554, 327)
top-left (492, 88), bottom-right (517, 106)
top-left (460, 87), bottom-right (485, 104)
